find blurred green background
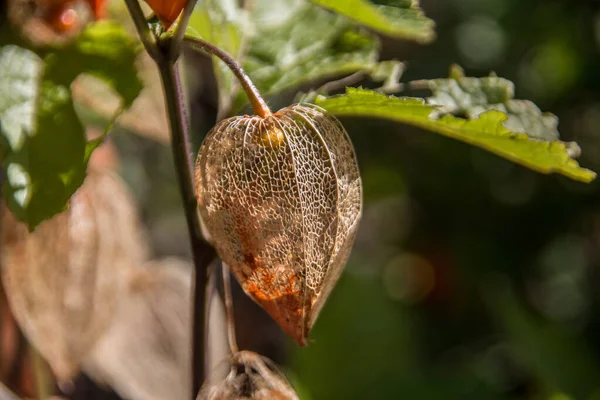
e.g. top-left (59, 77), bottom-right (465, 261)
top-left (290, 0), bottom-right (600, 399)
top-left (111, 0), bottom-right (600, 399)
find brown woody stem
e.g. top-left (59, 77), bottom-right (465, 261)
top-left (169, 0), bottom-right (198, 61)
top-left (157, 59), bottom-right (216, 399)
top-left (123, 0), bottom-right (160, 60)
top-left (124, 1), bottom-right (217, 399)
top-left (183, 36), bottom-right (273, 118)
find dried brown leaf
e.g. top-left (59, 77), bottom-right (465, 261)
top-left (0, 168), bottom-right (148, 381)
top-left (82, 258), bottom-right (190, 400)
top-left (83, 258), bottom-right (229, 400)
top-left (195, 104), bottom-right (362, 345)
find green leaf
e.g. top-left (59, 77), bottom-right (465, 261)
top-left (235, 2), bottom-right (380, 112)
top-left (414, 65), bottom-right (560, 141)
top-left (0, 22), bottom-right (142, 230)
top-left (246, 5), bottom-right (378, 95)
top-left (0, 46), bottom-right (86, 230)
top-left (188, 0), bottom-right (385, 115)
top-left (315, 87), bottom-right (595, 183)
top-left (310, 0), bottom-right (435, 43)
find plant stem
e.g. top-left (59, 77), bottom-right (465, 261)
top-left (124, 2), bottom-right (216, 398)
top-left (221, 264), bottom-right (239, 355)
top-left (183, 36), bottom-right (272, 118)
top-left (123, 0), bottom-right (160, 60)
top-left (169, 0), bottom-right (198, 61)
top-left (126, 2), bottom-right (272, 397)
top-left (157, 59), bottom-right (216, 399)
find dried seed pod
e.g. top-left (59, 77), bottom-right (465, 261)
top-left (195, 104), bottom-right (362, 345)
top-left (0, 168), bottom-right (148, 381)
top-left (198, 351), bottom-right (299, 400)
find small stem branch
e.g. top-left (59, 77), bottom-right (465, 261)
top-left (221, 264), bottom-right (239, 355)
top-left (169, 0), bottom-right (199, 61)
top-left (183, 36), bottom-right (272, 118)
top-left (123, 0), bottom-right (160, 60)
top-left (407, 80), bottom-right (432, 91)
top-left (317, 71), bottom-right (366, 96)
top-left (157, 59), bottom-right (216, 399)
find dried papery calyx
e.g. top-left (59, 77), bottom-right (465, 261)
top-left (0, 168), bottom-right (148, 381)
top-left (198, 351), bottom-right (299, 400)
top-left (195, 103), bottom-right (362, 345)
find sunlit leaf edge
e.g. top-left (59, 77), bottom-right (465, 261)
top-left (310, 0), bottom-right (435, 43)
top-left (315, 88), bottom-right (596, 183)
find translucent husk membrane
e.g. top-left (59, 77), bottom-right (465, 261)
top-left (195, 104), bottom-right (362, 345)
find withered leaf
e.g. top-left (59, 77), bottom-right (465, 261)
top-left (84, 257), bottom-right (231, 400)
top-left (195, 104), bottom-right (362, 345)
top-left (0, 168), bottom-right (148, 381)
top-left (82, 258), bottom-right (192, 400)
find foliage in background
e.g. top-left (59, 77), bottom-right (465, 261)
top-left (1, 0), bottom-right (594, 230)
top-left (0, 21), bottom-right (140, 229)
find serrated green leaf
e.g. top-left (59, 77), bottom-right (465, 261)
top-left (415, 66), bottom-right (560, 141)
top-left (0, 22), bottom-right (142, 229)
top-left (247, 7), bottom-right (378, 93)
top-left (188, 0), bottom-right (386, 115)
top-left (236, 3), bottom-right (379, 111)
top-left (310, 0), bottom-right (435, 43)
top-left (315, 88), bottom-right (595, 183)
